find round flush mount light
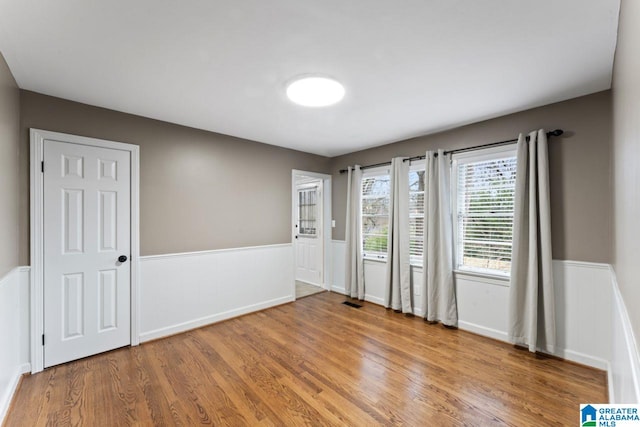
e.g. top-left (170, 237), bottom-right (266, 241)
top-left (286, 76), bottom-right (345, 107)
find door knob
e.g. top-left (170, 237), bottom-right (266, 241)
top-left (118, 255), bottom-right (128, 263)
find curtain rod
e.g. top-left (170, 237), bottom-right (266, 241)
top-left (338, 129), bottom-right (564, 174)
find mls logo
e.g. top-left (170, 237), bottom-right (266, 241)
top-left (581, 403), bottom-right (640, 426)
top-left (581, 404), bottom-right (597, 426)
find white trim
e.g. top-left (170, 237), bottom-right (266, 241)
top-left (452, 259), bottom-right (607, 286)
top-left (451, 143), bottom-right (519, 162)
top-left (361, 164), bottom-right (391, 177)
top-left (0, 266), bottom-right (31, 425)
top-left (0, 266), bottom-right (23, 289)
top-left (139, 295), bottom-right (293, 342)
top-left (0, 365), bottom-right (28, 424)
top-left (454, 269), bottom-right (510, 287)
top-left (538, 348), bottom-right (609, 371)
top-left (608, 359), bottom-right (615, 404)
top-left (29, 128), bottom-right (141, 373)
top-left (458, 320), bottom-right (509, 342)
top-left (292, 170), bottom-right (332, 297)
top-left (140, 243), bottom-right (292, 260)
top-left (0, 265), bottom-right (30, 425)
top-left (130, 141), bottom-right (140, 347)
top-left (363, 255), bottom-right (387, 263)
top-left (331, 285), bottom-right (346, 295)
top-left (610, 266), bottom-right (640, 403)
top-left (555, 259), bottom-right (611, 270)
top-left (364, 294), bottom-right (385, 306)
top-left (29, 130), bottom-right (43, 373)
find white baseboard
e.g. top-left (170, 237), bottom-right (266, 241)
top-left (364, 294), bottom-right (385, 306)
top-left (544, 349), bottom-right (609, 371)
top-left (0, 267), bottom-right (30, 425)
top-left (458, 320), bottom-right (509, 342)
top-left (0, 365), bottom-right (27, 423)
top-left (607, 360), bottom-right (614, 403)
top-left (331, 285), bottom-right (346, 295)
top-left (140, 295), bottom-right (294, 342)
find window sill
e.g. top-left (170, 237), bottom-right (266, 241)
top-left (454, 269), bottom-right (510, 287)
top-left (362, 258), bottom-right (424, 269)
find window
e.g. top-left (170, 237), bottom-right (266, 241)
top-left (452, 146), bottom-right (517, 276)
top-left (361, 169), bottom-right (390, 259)
top-left (360, 165), bottom-right (424, 263)
top-left (297, 186), bottom-right (318, 236)
top-left (409, 166), bottom-right (425, 264)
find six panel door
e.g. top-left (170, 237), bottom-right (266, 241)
top-left (43, 139), bottom-right (131, 368)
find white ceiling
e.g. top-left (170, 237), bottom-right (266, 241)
top-left (0, 0), bottom-right (620, 157)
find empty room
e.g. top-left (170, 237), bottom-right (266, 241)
top-left (1, 0), bottom-right (639, 425)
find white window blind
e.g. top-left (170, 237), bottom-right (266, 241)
top-left (361, 172), bottom-right (390, 259)
top-left (454, 151), bottom-right (517, 275)
top-left (409, 168), bottom-right (425, 263)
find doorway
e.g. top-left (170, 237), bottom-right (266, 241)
top-left (292, 170), bottom-right (332, 300)
top-left (30, 129), bottom-right (140, 372)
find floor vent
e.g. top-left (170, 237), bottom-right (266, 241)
top-left (342, 301), bottom-right (363, 308)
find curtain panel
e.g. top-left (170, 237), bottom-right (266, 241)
top-left (422, 150), bottom-right (458, 326)
top-left (385, 158), bottom-right (412, 312)
top-left (345, 165), bottom-right (365, 299)
top-left (508, 130), bottom-right (556, 353)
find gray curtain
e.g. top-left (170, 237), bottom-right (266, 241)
top-left (422, 150), bottom-right (458, 326)
top-left (508, 130), bottom-right (556, 353)
top-left (345, 165), bottom-right (365, 299)
top-left (385, 158), bottom-right (412, 312)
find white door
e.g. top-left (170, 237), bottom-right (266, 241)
top-left (295, 181), bottom-right (323, 286)
top-left (43, 139), bottom-right (131, 368)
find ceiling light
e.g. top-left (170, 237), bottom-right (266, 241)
top-left (286, 76), bottom-right (345, 107)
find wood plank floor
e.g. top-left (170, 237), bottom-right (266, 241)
top-left (295, 281), bottom-right (325, 299)
top-left (5, 292), bottom-right (607, 426)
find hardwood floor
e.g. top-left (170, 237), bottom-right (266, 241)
top-left (5, 292), bottom-right (606, 426)
top-left (295, 281), bottom-right (325, 299)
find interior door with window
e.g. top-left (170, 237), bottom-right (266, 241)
top-left (295, 181), bottom-right (323, 286)
top-left (43, 139), bottom-right (131, 368)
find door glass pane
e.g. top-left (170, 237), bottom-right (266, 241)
top-left (298, 187), bottom-right (317, 236)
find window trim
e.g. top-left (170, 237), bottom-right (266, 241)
top-left (451, 144), bottom-right (517, 278)
top-left (361, 165), bottom-right (391, 261)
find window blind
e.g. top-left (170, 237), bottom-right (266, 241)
top-left (455, 156), bottom-right (517, 274)
top-left (408, 169), bottom-right (425, 262)
top-left (361, 174), bottom-right (390, 258)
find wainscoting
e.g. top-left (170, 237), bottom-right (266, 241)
top-left (0, 266), bottom-right (30, 422)
top-left (331, 239), bottom-right (639, 402)
top-left (2, 244), bottom-right (295, 424)
top-left (139, 243), bottom-right (294, 342)
top-left (2, 240), bottom-right (637, 423)
top-left (610, 268), bottom-right (640, 403)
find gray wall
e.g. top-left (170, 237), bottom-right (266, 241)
top-left (19, 91), bottom-right (330, 260)
top-left (0, 53), bottom-right (20, 277)
top-left (330, 91), bottom-right (612, 264)
top-left (612, 0), bottom-right (640, 351)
